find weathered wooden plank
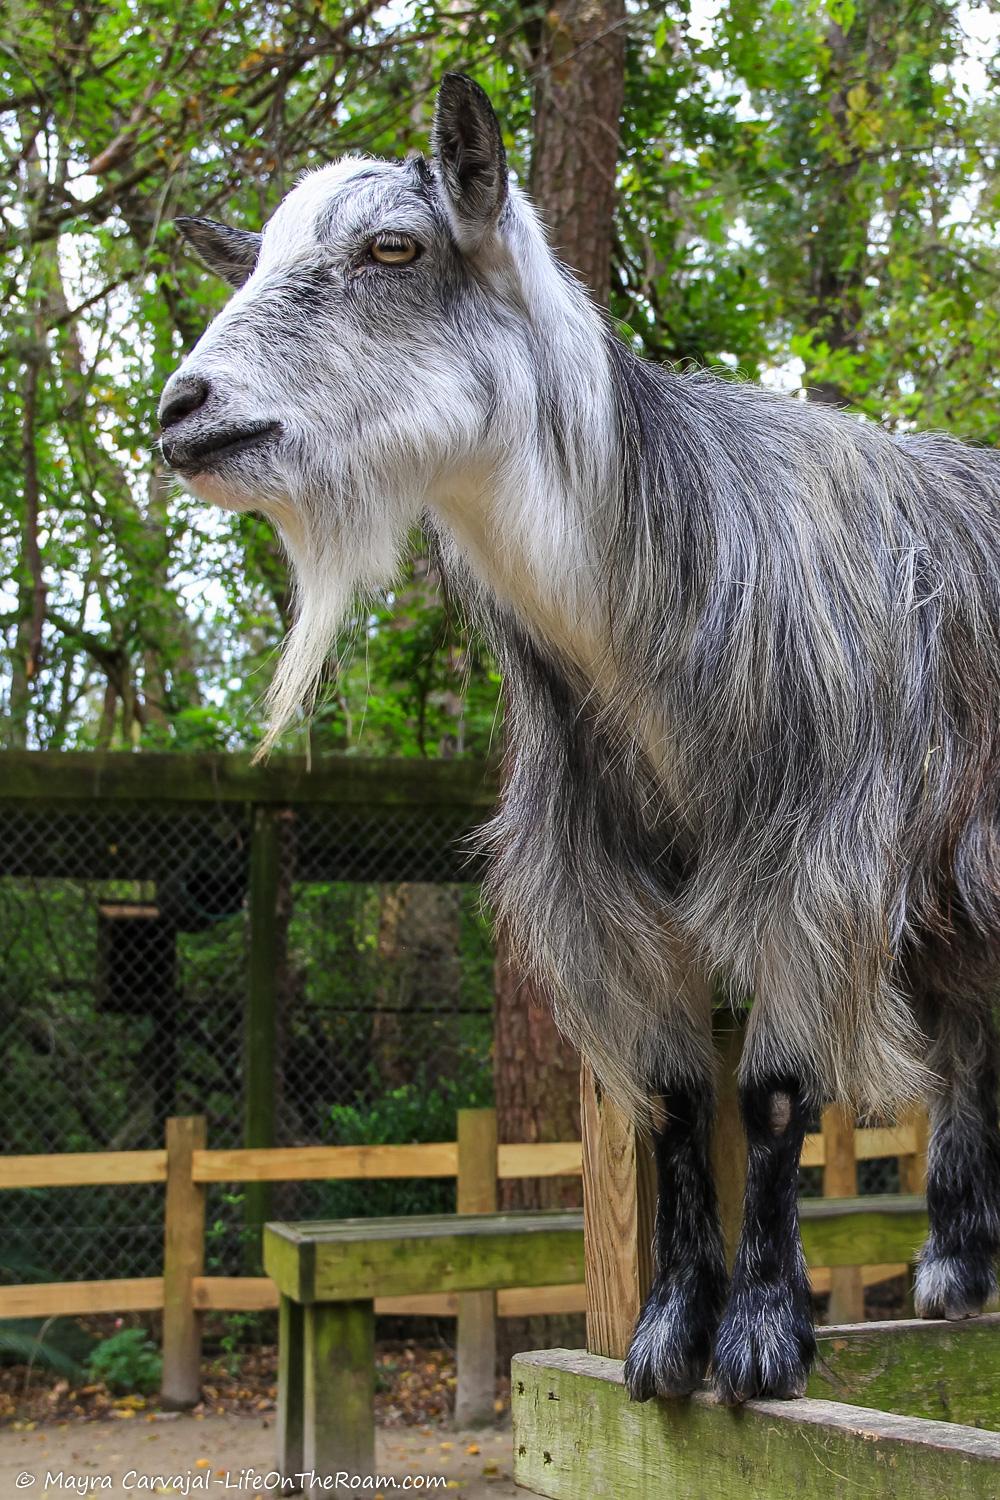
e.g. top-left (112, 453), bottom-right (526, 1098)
top-left (497, 1142), bottom-right (583, 1178)
top-left (192, 1142), bottom-right (458, 1182)
top-left (161, 1116), bottom-right (206, 1410)
top-left (455, 1109), bottom-right (498, 1427)
top-left (0, 1266), bottom-right (909, 1323)
top-left (193, 1279), bottom-right (587, 1318)
top-left (810, 1314), bottom-right (1000, 1428)
top-left (800, 1123), bottom-right (920, 1169)
top-left (309, 1213), bottom-right (584, 1303)
top-left (810, 1264), bottom-right (907, 1296)
top-left (581, 1065), bottom-right (655, 1359)
top-left (0, 1278), bottom-right (165, 1317)
top-left (263, 1211), bottom-right (585, 1303)
top-left (192, 1276), bottom-right (278, 1311)
top-left (0, 1149), bottom-right (167, 1188)
top-left (800, 1195), bottom-right (927, 1268)
top-left (0, 750), bottom-right (498, 809)
top-left (512, 1348), bottom-right (1000, 1500)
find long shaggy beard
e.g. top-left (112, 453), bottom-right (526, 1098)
top-left (254, 489), bottom-right (412, 758)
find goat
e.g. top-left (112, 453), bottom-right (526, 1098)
top-left (159, 74), bottom-right (1000, 1403)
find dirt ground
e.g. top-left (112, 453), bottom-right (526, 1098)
top-left (0, 1411), bottom-right (520, 1496)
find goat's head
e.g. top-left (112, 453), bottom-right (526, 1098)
top-left (160, 74), bottom-right (603, 746)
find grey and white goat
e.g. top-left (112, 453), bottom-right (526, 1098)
top-left (160, 75), bottom-right (1000, 1402)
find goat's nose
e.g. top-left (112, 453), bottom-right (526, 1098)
top-left (160, 374), bottom-right (210, 429)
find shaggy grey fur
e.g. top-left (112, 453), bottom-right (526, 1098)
top-left (159, 73), bottom-right (1000, 1402)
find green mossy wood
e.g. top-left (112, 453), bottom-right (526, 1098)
top-left (266, 1212), bottom-right (587, 1496)
top-left (263, 1200), bottom-right (923, 1308)
top-left (0, 750), bottom-right (498, 809)
top-left (800, 1195), bottom-right (927, 1268)
top-left (263, 1210), bottom-right (585, 1304)
top-left (513, 1348), bottom-right (1000, 1500)
top-left (811, 1315), bottom-right (1000, 1428)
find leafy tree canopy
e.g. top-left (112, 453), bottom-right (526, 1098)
top-left (2, 0), bottom-right (998, 753)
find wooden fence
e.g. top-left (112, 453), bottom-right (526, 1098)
top-left (0, 1105), bottom-right (927, 1406)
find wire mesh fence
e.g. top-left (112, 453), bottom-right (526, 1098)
top-left (0, 754), bottom-right (909, 1299)
top-left (0, 769), bottom-right (495, 1283)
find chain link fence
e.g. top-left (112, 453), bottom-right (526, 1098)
top-left (0, 769), bottom-right (494, 1285)
top-left (0, 754), bottom-right (904, 1300)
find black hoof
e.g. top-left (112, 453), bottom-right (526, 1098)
top-left (914, 1248), bottom-right (997, 1320)
top-left (711, 1283), bottom-right (816, 1404)
top-left (624, 1270), bottom-right (726, 1401)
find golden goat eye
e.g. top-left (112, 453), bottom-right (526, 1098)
top-left (369, 235), bottom-right (420, 266)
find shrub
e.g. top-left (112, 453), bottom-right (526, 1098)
top-left (318, 1073), bottom-right (491, 1220)
top-left (87, 1327), bottom-right (162, 1394)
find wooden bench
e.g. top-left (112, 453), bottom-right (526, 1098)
top-left (263, 1209), bottom-right (584, 1497)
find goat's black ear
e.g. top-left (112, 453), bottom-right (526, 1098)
top-left (432, 74), bottom-right (508, 251)
top-left (175, 217), bottom-right (261, 288)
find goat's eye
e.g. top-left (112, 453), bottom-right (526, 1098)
top-left (369, 235), bottom-right (420, 266)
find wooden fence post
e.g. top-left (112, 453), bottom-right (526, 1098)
top-left (581, 1066), bottom-right (656, 1359)
top-left (161, 1114), bottom-right (206, 1409)
top-left (711, 1013), bottom-right (747, 1272)
top-left (455, 1107), bottom-right (498, 1426)
top-left (899, 1105), bottom-right (929, 1315)
top-left (245, 806), bottom-right (283, 1258)
top-left (822, 1104), bottom-right (864, 1323)
top-left (899, 1105), bottom-right (929, 1195)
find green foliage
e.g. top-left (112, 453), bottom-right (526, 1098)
top-left (0, 1320), bottom-right (91, 1379)
top-left (214, 1313), bottom-right (264, 1377)
top-left (86, 1327), bottom-right (163, 1395)
top-left (3, 3), bottom-right (998, 754)
top-left (319, 1074), bottom-right (493, 1220)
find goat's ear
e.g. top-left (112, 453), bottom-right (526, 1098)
top-left (432, 74), bottom-right (508, 252)
top-left (175, 217), bottom-right (261, 288)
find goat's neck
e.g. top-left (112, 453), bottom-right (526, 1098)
top-left (431, 327), bottom-right (620, 684)
top-left (432, 439), bottom-right (615, 679)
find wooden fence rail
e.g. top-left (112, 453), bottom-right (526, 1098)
top-left (0, 1106), bottom-right (928, 1409)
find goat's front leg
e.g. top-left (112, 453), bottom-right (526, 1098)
top-left (711, 1074), bottom-right (816, 1402)
top-left (624, 1076), bottom-right (728, 1399)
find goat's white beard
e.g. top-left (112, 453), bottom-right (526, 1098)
top-left (255, 495), bottom-right (412, 759)
top-left (256, 553), bottom-right (353, 759)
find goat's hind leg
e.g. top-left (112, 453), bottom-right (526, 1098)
top-left (915, 996), bottom-right (1000, 1319)
top-left (624, 1065), bottom-right (728, 1400)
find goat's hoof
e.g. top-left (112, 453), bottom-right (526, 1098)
top-left (914, 1250), bottom-right (997, 1320)
top-left (710, 1286), bottom-right (816, 1404)
top-left (624, 1273), bottom-right (724, 1401)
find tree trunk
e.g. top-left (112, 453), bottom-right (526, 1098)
top-left (494, 0), bottom-right (626, 1365)
top-left (529, 0), bottom-right (627, 309)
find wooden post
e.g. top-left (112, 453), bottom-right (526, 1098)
top-left (581, 1065), bottom-right (655, 1358)
top-left (161, 1114), bottom-right (206, 1409)
top-left (277, 1295), bottom-right (306, 1490)
top-left (822, 1103), bottom-right (864, 1322)
top-left (455, 1108), bottom-right (498, 1426)
top-left (303, 1300), bottom-right (375, 1496)
top-left (710, 1012), bottom-right (747, 1272)
top-left (245, 805), bottom-right (282, 1259)
top-left (899, 1105), bottom-right (930, 1315)
top-left (899, 1105), bottom-right (929, 1194)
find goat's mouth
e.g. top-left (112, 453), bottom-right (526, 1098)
top-left (161, 421), bottom-right (282, 476)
